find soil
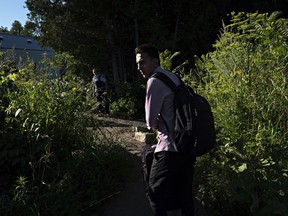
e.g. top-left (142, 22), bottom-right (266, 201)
top-left (91, 116), bottom-right (153, 216)
top-left (92, 116), bottom-right (208, 216)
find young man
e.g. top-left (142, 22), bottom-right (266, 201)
top-left (91, 68), bottom-right (109, 114)
top-left (135, 44), bottom-right (196, 216)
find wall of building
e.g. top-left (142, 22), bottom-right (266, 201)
top-left (0, 33), bottom-right (55, 66)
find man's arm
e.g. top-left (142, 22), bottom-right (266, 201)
top-left (145, 78), bottom-right (165, 130)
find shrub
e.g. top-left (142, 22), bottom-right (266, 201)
top-left (186, 12), bottom-right (288, 216)
top-left (0, 54), bottom-right (128, 215)
top-left (109, 80), bottom-right (146, 119)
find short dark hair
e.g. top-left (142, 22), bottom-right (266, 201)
top-left (135, 44), bottom-right (160, 62)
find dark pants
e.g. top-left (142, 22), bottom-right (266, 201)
top-left (148, 151), bottom-right (196, 216)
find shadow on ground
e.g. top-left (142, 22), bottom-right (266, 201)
top-left (89, 116), bottom-right (208, 216)
top-left (94, 144), bottom-right (153, 216)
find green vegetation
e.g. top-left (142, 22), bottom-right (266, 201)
top-left (21, 0), bottom-right (287, 82)
top-left (0, 53), bottom-right (128, 215)
top-left (109, 80), bottom-right (146, 119)
top-left (1, 10), bottom-right (288, 216)
top-left (186, 12), bottom-right (288, 216)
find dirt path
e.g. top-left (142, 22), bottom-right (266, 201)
top-left (93, 117), bottom-right (208, 216)
top-left (94, 117), bottom-right (154, 216)
top-left (98, 135), bottom-right (153, 216)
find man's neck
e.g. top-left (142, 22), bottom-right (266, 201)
top-left (148, 66), bottom-right (161, 78)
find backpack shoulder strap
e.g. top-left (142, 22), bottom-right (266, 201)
top-left (151, 72), bottom-right (179, 92)
top-left (151, 72), bottom-right (180, 151)
top-left (152, 72), bottom-right (196, 95)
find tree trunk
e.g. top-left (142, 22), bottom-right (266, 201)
top-left (134, 0), bottom-right (139, 47)
top-left (111, 46), bottom-right (124, 96)
top-left (172, 15), bottom-right (180, 53)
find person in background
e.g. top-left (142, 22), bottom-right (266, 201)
top-left (91, 68), bottom-right (109, 114)
top-left (135, 44), bottom-right (196, 216)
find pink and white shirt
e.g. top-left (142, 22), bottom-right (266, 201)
top-left (145, 66), bottom-right (180, 153)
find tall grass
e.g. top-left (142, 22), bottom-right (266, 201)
top-left (0, 53), bottom-right (128, 215)
top-left (188, 12), bottom-right (288, 216)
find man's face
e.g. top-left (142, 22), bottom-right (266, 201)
top-left (136, 53), bottom-right (158, 79)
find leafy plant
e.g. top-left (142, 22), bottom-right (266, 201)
top-left (186, 12), bottom-right (288, 216)
top-left (0, 53), bottom-right (129, 215)
top-left (109, 80), bottom-right (146, 119)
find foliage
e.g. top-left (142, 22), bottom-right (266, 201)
top-left (186, 12), bottom-right (288, 216)
top-left (159, 50), bottom-right (181, 72)
top-left (109, 80), bottom-right (146, 119)
top-left (22, 0), bottom-right (288, 96)
top-left (21, 21), bottom-right (38, 37)
top-left (0, 26), bottom-right (9, 33)
top-left (9, 21), bottom-right (23, 35)
top-left (0, 54), bottom-right (128, 215)
top-left (0, 20), bottom-right (37, 36)
top-left (24, 0), bottom-right (234, 80)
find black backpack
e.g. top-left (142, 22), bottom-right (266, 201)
top-left (152, 72), bottom-right (216, 157)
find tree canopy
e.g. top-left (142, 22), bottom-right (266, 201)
top-left (0, 20), bottom-right (36, 36)
top-left (16, 0), bottom-right (288, 82)
top-left (24, 0), bottom-right (232, 81)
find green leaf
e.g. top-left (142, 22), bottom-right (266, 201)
top-left (237, 163), bottom-right (247, 172)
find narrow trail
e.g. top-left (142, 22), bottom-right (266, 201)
top-left (98, 139), bottom-right (153, 216)
top-left (93, 117), bottom-right (154, 216)
top-left (93, 117), bottom-right (208, 216)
